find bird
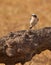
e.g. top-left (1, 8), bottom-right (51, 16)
top-left (29, 14), bottom-right (39, 29)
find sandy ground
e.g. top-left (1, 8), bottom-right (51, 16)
top-left (0, 0), bottom-right (51, 65)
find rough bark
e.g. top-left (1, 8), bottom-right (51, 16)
top-left (0, 27), bottom-right (51, 65)
top-left (5, 63), bottom-right (15, 65)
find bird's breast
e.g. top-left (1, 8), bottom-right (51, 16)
top-left (30, 18), bottom-right (38, 26)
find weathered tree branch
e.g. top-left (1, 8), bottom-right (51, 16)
top-left (0, 27), bottom-right (51, 65)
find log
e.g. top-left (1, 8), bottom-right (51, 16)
top-left (0, 27), bottom-right (51, 65)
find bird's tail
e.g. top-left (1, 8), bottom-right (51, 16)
top-left (29, 26), bottom-right (32, 29)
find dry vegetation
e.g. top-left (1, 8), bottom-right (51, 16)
top-left (0, 0), bottom-right (51, 65)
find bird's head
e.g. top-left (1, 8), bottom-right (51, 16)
top-left (32, 14), bottom-right (39, 21)
top-left (32, 14), bottom-right (37, 18)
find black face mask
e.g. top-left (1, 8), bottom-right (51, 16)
top-left (32, 15), bottom-right (37, 18)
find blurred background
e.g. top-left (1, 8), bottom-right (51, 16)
top-left (0, 0), bottom-right (51, 65)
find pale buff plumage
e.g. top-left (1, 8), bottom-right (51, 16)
top-left (29, 14), bottom-right (39, 29)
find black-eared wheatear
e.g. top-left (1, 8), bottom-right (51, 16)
top-left (29, 14), bottom-right (39, 29)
